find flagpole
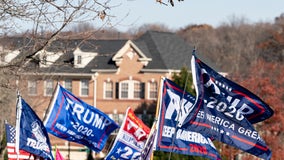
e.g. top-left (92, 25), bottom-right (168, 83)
top-left (167, 49), bottom-right (195, 160)
top-left (148, 76), bottom-right (164, 160)
top-left (15, 91), bottom-right (22, 160)
top-left (43, 82), bottom-right (59, 124)
top-left (154, 76), bottom-right (164, 119)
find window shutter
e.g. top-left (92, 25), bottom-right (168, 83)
top-left (140, 82), bottom-right (145, 99)
top-left (115, 82), bottom-right (119, 99)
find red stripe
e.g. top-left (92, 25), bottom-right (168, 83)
top-left (50, 95), bottom-right (66, 136)
top-left (159, 145), bottom-right (188, 151)
top-left (231, 135), bottom-right (268, 151)
top-left (191, 121), bottom-right (211, 128)
top-left (7, 146), bottom-right (32, 160)
top-left (233, 90), bottom-right (265, 120)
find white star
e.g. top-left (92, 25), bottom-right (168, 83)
top-left (116, 147), bottom-right (123, 154)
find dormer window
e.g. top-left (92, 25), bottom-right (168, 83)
top-left (42, 55), bottom-right (47, 65)
top-left (73, 48), bottom-right (97, 68)
top-left (37, 50), bottom-right (63, 67)
top-left (77, 55), bottom-right (82, 64)
top-left (0, 54), bottom-right (4, 62)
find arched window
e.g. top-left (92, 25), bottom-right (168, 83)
top-left (118, 80), bottom-right (145, 99)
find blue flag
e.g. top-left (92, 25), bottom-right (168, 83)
top-left (43, 84), bottom-right (119, 152)
top-left (180, 54), bottom-right (272, 159)
top-left (155, 78), bottom-right (221, 160)
top-left (16, 97), bottom-right (54, 160)
top-left (191, 54), bottom-right (273, 124)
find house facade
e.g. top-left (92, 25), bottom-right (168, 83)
top-left (1, 31), bottom-right (194, 159)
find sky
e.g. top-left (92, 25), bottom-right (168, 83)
top-left (6, 0), bottom-right (284, 34)
top-left (106, 0), bottom-right (284, 32)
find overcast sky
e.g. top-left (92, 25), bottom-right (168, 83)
top-left (106, 0), bottom-right (284, 31)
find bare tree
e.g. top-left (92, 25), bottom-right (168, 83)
top-left (129, 23), bottom-right (172, 38)
top-left (0, 0), bottom-right (122, 135)
top-left (178, 17), bottom-right (272, 74)
top-left (155, 0), bottom-right (184, 7)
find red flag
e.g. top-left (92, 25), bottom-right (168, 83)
top-left (105, 107), bottom-right (150, 159)
top-left (5, 123), bottom-right (33, 160)
top-left (55, 148), bottom-right (65, 160)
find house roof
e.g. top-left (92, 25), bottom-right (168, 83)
top-left (134, 31), bottom-right (193, 70)
top-left (2, 31), bottom-right (196, 74)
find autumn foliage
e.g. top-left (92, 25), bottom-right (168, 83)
top-left (230, 59), bottom-right (284, 159)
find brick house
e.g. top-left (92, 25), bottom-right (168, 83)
top-left (1, 31), bottom-right (194, 159)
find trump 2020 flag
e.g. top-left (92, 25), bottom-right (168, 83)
top-left (43, 84), bottom-right (119, 152)
top-left (16, 96), bottom-right (54, 160)
top-left (181, 54), bottom-right (272, 159)
top-left (155, 78), bottom-right (221, 160)
top-left (192, 54), bottom-right (273, 124)
top-left (105, 107), bottom-right (150, 160)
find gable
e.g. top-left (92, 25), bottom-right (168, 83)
top-left (0, 49), bottom-right (20, 65)
top-left (73, 47), bottom-right (97, 68)
top-left (112, 40), bottom-right (152, 67)
top-left (35, 49), bottom-right (64, 68)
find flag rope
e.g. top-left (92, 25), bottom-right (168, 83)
top-left (167, 62), bottom-right (191, 160)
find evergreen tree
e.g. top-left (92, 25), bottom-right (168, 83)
top-left (172, 66), bottom-right (195, 95)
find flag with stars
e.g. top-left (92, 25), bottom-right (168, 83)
top-left (180, 54), bottom-right (272, 159)
top-left (105, 107), bottom-right (150, 160)
top-left (5, 123), bottom-right (33, 160)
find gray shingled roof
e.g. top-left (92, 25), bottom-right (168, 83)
top-left (4, 31), bottom-right (196, 74)
top-left (22, 39), bottom-right (127, 74)
top-left (134, 31), bottom-right (193, 70)
top-left (84, 40), bottom-right (127, 70)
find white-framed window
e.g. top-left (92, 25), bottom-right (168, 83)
top-left (44, 80), bottom-right (54, 96)
top-left (0, 54), bottom-right (4, 62)
top-left (64, 79), bottom-right (72, 92)
top-left (120, 82), bottom-right (129, 98)
top-left (77, 55), bottom-right (82, 64)
top-left (104, 81), bottom-right (113, 99)
top-left (42, 55), bottom-right (47, 65)
top-left (134, 82), bottom-right (142, 98)
top-left (119, 80), bottom-right (144, 99)
top-left (148, 81), bottom-right (158, 99)
top-left (28, 80), bottom-right (37, 95)
top-left (80, 79), bottom-right (89, 96)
